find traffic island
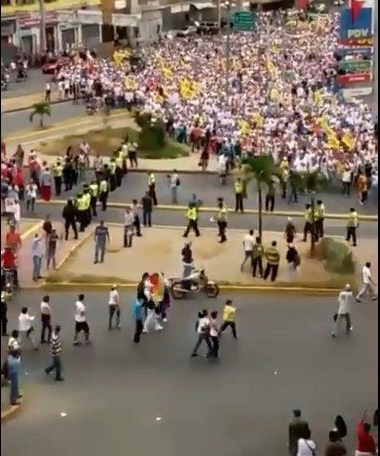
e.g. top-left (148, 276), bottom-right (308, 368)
top-left (45, 226), bottom-right (358, 293)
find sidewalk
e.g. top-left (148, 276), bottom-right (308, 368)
top-left (2, 92), bottom-right (72, 113)
top-left (51, 226), bottom-right (363, 289)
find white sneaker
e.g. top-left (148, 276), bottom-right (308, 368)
top-left (142, 329), bottom-right (148, 334)
top-left (155, 325), bottom-right (164, 331)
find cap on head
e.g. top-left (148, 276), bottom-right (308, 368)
top-left (345, 284), bottom-right (351, 290)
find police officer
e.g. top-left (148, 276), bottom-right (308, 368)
top-left (216, 197), bottom-right (228, 243)
top-left (52, 160), bottom-right (63, 196)
top-left (234, 178), bottom-right (244, 212)
top-left (83, 186), bottom-right (92, 228)
top-left (109, 158), bottom-right (117, 192)
top-left (315, 200), bottom-right (325, 239)
top-left (183, 203), bottom-right (200, 238)
top-left (346, 207), bottom-right (358, 247)
top-left (148, 172), bottom-right (158, 206)
top-left (89, 180), bottom-right (99, 217)
top-left (75, 193), bottom-right (87, 232)
top-left (302, 203), bottom-right (314, 242)
top-left (99, 178), bottom-right (109, 212)
top-left (263, 240), bottom-right (280, 282)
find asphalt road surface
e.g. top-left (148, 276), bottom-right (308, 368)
top-left (47, 171), bottom-right (378, 216)
top-left (26, 203), bottom-right (378, 239)
top-left (1, 69), bottom-right (52, 100)
top-left (1, 291), bottom-right (378, 456)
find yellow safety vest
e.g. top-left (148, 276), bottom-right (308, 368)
top-left (53, 164), bottom-right (63, 177)
top-left (265, 247), bottom-right (280, 265)
top-left (83, 193), bottom-right (91, 209)
top-left (115, 155), bottom-right (123, 168)
top-left (89, 184), bottom-right (98, 197)
top-left (234, 181), bottom-right (243, 194)
top-left (217, 206), bottom-right (227, 222)
top-left (347, 211), bottom-right (358, 227)
top-left (316, 204), bottom-right (325, 219)
top-left (77, 197), bottom-right (86, 211)
top-left (99, 180), bottom-right (108, 193)
top-left (186, 207), bottom-right (197, 221)
top-left (304, 208), bottom-right (313, 223)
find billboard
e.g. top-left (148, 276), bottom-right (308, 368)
top-left (336, 47), bottom-right (373, 57)
top-left (338, 7), bottom-right (373, 46)
top-left (338, 60), bottom-right (372, 72)
top-left (337, 73), bottom-right (372, 84)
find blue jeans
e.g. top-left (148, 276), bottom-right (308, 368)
top-left (94, 242), bottom-right (106, 263)
top-left (9, 372), bottom-right (19, 404)
top-left (32, 255), bottom-right (42, 280)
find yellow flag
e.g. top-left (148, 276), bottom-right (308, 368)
top-left (341, 132), bottom-right (354, 150)
top-left (313, 90), bottom-right (323, 107)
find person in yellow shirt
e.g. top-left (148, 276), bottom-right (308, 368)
top-left (220, 300), bottom-right (238, 339)
top-left (234, 178), bottom-right (244, 212)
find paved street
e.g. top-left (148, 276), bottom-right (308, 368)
top-left (1, 69), bottom-right (51, 100)
top-left (1, 291), bottom-right (378, 456)
top-left (24, 203), bottom-right (378, 239)
top-left (46, 171), bottom-right (378, 216)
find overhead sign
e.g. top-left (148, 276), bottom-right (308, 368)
top-left (339, 7), bottom-right (373, 46)
top-left (336, 47), bottom-right (374, 57)
top-left (233, 11), bottom-right (255, 32)
top-left (337, 73), bottom-right (372, 84)
top-left (338, 59), bottom-right (372, 72)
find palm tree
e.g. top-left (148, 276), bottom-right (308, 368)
top-left (29, 101), bottom-right (51, 128)
top-left (242, 155), bottom-right (283, 240)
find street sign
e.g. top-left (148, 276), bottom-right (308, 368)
top-left (233, 11), bottom-right (256, 32)
top-left (338, 59), bottom-right (373, 72)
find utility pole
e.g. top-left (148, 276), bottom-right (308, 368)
top-left (38, 0), bottom-right (47, 54)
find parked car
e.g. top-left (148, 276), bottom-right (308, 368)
top-left (42, 57), bottom-right (70, 74)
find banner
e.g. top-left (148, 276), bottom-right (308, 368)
top-left (337, 73), bottom-right (372, 84)
top-left (336, 47), bottom-right (373, 57)
top-left (338, 60), bottom-right (372, 72)
top-left (338, 7), bottom-right (373, 46)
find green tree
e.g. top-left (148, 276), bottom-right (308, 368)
top-left (242, 155), bottom-right (283, 240)
top-left (29, 101), bottom-right (51, 128)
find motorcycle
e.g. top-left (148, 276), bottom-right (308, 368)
top-left (169, 268), bottom-right (220, 299)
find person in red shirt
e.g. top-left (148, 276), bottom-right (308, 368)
top-left (355, 413), bottom-right (377, 456)
top-left (1, 247), bottom-right (18, 289)
top-left (5, 225), bottom-right (22, 252)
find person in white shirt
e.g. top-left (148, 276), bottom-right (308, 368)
top-left (168, 169), bottom-right (180, 204)
top-left (356, 262), bottom-right (377, 302)
top-left (332, 284), bottom-right (354, 338)
top-left (341, 167), bottom-right (352, 196)
top-left (25, 180), bottom-right (38, 213)
top-left (40, 295), bottom-right (52, 344)
top-left (18, 307), bottom-right (38, 350)
top-left (297, 432), bottom-right (316, 456)
top-left (241, 229), bottom-right (255, 271)
top-left (123, 206), bottom-right (135, 248)
top-left (108, 285), bottom-right (121, 330)
top-left (208, 310), bottom-right (220, 358)
top-left (142, 282), bottom-right (164, 333)
top-left (73, 294), bottom-right (91, 345)
top-left (191, 309), bottom-right (212, 357)
top-left (8, 329), bottom-right (20, 352)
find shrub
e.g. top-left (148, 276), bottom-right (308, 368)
top-left (138, 118), bottom-right (166, 151)
top-left (319, 238), bottom-right (356, 274)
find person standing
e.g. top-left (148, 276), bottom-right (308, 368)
top-left (315, 200), bottom-right (325, 239)
top-left (40, 295), bottom-right (52, 344)
top-left (183, 203), bottom-right (200, 238)
top-left (89, 180), bottom-right (99, 217)
top-left (62, 199), bottom-right (78, 241)
top-left (18, 306), bottom-right (38, 350)
top-left (302, 203), bottom-right (314, 242)
top-left (45, 325), bottom-right (64, 381)
top-left (208, 310), bottom-right (220, 358)
top-left (7, 349), bottom-right (21, 405)
top-left (148, 172), bottom-right (158, 206)
top-left (297, 429), bottom-right (317, 456)
top-left (215, 197), bottom-right (228, 243)
top-left (1, 289), bottom-right (10, 336)
top-left (285, 217), bottom-right (297, 244)
top-left (52, 160), bottom-right (63, 196)
top-left (141, 191), bottom-right (153, 227)
top-left (355, 411), bottom-right (377, 456)
top-left (220, 300), bottom-right (238, 338)
top-left (357, 171), bottom-right (368, 205)
top-left (191, 309), bottom-right (212, 357)
top-left (234, 177), bottom-right (244, 212)
top-left (286, 244), bottom-right (300, 280)
top-left (73, 294), bottom-right (91, 346)
top-left (252, 236), bottom-right (265, 278)
top-left (263, 241), bottom-right (280, 282)
top-left (324, 430), bottom-right (347, 456)
top-left (265, 179), bottom-right (276, 212)
top-left (25, 179), bottom-right (38, 213)
top-left (341, 166), bottom-right (352, 196)
top-left (346, 207), bottom-right (358, 247)
top-left (132, 297), bottom-right (144, 343)
top-left (288, 409), bottom-right (311, 456)
top-left (108, 285), bottom-right (121, 330)
top-left (132, 199), bottom-right (142, 237)
top-left (98, 178), bottom-right (109, 212)
top-left (240, 229), bottom-right (254, 272)
top-left (40, 167), bottom-right (53, 202)
top-left (94, 220), bottom-right (110, 264)
top-left (123, 206), bottom-right (134, 248)
top-left (31, 233), bottom-right (43, 282)
top-left (332, 284), bottom-right (354, 338)
top-left (355, 262), bottom-right (377, 302)
top-left (46, 228), bottom-right (59, 270)
top-left (168, 170), bottom-right (180, 204)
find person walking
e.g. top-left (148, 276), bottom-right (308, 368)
top-left (44, 325), bottom-right (64, 381)
top-left (46, 228), bottom-right (59, 270)
top-left (108, 285), bottom-right (121, 330)
top-left (141, 192), bottom-right (153, 227)
top-left (346, 207), bottom-right (358, 247)
top-left (252, 236), bottom-right (264, 278)
top-left (31, 233), bottom-right (43, 282)
top-left (183, 203), bottom-right (200, 238)
top-left (297, 429), bottom-right (316, 456)
top-left (73, 294), bottom-right (91, 346)
top-left (18, 307), bottom-right (38, 350)
top-left (332, 284), bottom-right (354, 338)
top-left (288, 409), bottom-right (311, 456)
top-left (191, 309), bottom-right (212, 357)
top-left (285, 217), bottom-right (297, 244)
top-left (168, 170), bottom-right (180, 204)
top-left (234, 177), bottom-right (244, 212)
top-left (147, 172), bottom-right (158, 206)
top-left (62, 199), bottom-right (78, 241)
top-left (215, 197), bottom-right (228, 243)
top-left (240, 229), bottom-right (254, 272)
top-left (286, 244), bottom-right (300, 280)
top-left (208, 310), bottom-right (220, 359)
top-left (302, 204), bottom-right (314, 242)
top-left (143, 298), bottom-right (163, 333)
top-left (220, 300), bottom-right (238, 338)
top-left (132, 200), bottom-right (142, 237)
top-left (7, 349), bottom-right (21, 405)
top-left (94, 220), bottom-right (110, 264)
top-left (355, 262), bottom-right (377, 302)
top-left (89, 180), bottom-right (99, 217)
top-left (324, 430), bottom-right (347, 456)
top-left (40, 295), bottom-right (52, 344)
top-left (1, 289), bottom-right (9, 336)
top-left (265, 179), bottom-right (276, 212)
top-left (123, 206), bottom-right (134, 248)
top-left (25, 179), bottom-right (38, 213)
top-left (315, 200), bottom-right (326, 239)
top-left (263, 241), bottom-right (280, 282)
top-left (98, 178), bottom-right (109, 212)
top-left (355, 411), bottom-right (377, 456)
top-left (52, 160), bottom-right (63, 196)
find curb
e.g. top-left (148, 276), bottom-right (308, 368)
top-left (36, 200), bottom-right (378, 222)
top-left (39, 281), bottom-right (341, 295)
top-left (2, 98), bottom-right (73, 114)
top-left (1, 398), bottom-right (23, 423)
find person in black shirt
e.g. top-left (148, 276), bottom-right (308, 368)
top-left (141, 192), bottom-right (153, 227)
top-left (62, 199), bottom-right (78, 240)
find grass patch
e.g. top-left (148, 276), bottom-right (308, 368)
top-left (38, 126), bottom-right (189, 160)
